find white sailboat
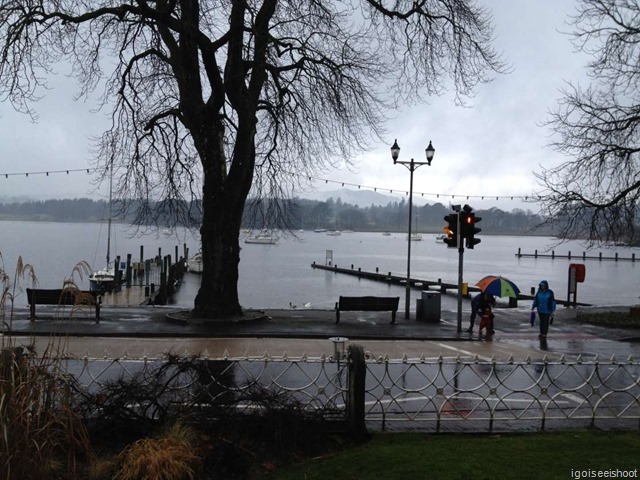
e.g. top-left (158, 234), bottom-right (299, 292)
top-left (435, 233), bottom-right (447, 243)
top-left (187, 250), bottom-right (203, 273)
top-left (244, 230), bottom-right (278, 244)
top-left (406, 211), bottom-right (422, 241)
top-left (89, 165), bottom-right (119, 293)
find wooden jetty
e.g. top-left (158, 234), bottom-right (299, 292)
top-left (516, 248), bottom-right (637, 262)
top-left (311, 262), bottom-right (590, 307)
top-left (311, 261), bottom-right (480, 296)
top-left (100, 243), bottom-right (190, 307)
top-left (101, 286), bottom-right (152, 307)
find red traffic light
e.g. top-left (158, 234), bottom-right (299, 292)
top-left (465, 213), bottom-right (482, 249)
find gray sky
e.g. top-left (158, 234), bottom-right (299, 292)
top-left (0, 0), bottom-right (588, 211)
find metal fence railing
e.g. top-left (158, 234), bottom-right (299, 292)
top-left (44, 348), bottom-right (640, 433)
top-left (361, 354), bottom-right (640, 432)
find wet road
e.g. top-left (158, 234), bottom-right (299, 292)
top-left (2, 303), bottom-right (639, 361)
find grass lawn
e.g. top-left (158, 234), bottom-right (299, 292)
top-left (266, 431), bottom-right (640, 480)
top-left (577, 310), bottom-right (640, 329)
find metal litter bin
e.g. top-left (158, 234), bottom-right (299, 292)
top-left (421, 291), bottom-right (441, 322)
top-left (416, 298), bottom-right (424, 320)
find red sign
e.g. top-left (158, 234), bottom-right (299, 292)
top-left (569, 263), bottom-right (586, 283)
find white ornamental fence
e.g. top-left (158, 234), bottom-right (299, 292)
top-left (44, 345), bottom-right (640, 434)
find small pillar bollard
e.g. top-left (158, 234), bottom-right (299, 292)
top-left (329, 336), bottom-right (349, 361)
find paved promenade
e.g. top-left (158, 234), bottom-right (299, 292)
top-left (3, 303), bottom-right (639, 360)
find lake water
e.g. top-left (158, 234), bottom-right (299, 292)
top-left (0, 221), bottom-right (639, 309)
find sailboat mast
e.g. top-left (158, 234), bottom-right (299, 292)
top-left (106, 163), bottom-right (113, 266)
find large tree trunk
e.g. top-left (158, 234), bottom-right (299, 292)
top-left (192, 120), bottom-right (255, 319)
top-left (192, 190), bottom-right (244, 318)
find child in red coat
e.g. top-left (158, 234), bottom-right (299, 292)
top-left (478, 306), bottom-right (495, 335)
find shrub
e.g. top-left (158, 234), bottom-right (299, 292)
top-left (111, 422), bottom-right (203, 480)
top-left (0, 346), bottom-right (94, 480)
top-left (0, 256), bottom-right (94, 480)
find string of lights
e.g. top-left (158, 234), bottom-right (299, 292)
top-left (0, 168), bottom-right (95, 178)
top-left (306, 175), bottom-right (535, 202)
top-left (0, 167), bottom-right (534, 202)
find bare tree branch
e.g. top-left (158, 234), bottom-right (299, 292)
top-left (0, 0), bottom-right (505, 317)
top-left (540, 0), bottom-right (640, 245)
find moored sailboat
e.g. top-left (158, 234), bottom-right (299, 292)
top-left (89, 165), bottom-right (120, 293)
top-left (187, 251), bottom-right (203, 273)
top-left (244, 230), bottom-right (278, 244)
top-left (434, 233), bottom-right (447, 243)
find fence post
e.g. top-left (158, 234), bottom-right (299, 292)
top-left (126, 253), bottom-right (132, 288)
top-left (346, 344), bottom-right (368, 440)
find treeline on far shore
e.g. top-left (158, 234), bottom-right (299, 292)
top-left (0, 196), bottom-right (554, 236)
top-left (0, 198), bottom-right (106, 223)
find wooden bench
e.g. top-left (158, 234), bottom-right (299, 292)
top-left (26, 288), bottom-right (102, 322)
top-left (335, 296), bottom-right (400, 324)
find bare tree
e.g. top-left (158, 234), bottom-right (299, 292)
top-left (539, 0), bottom-right (640, 245)
top-left (0, 1), bottom-right (505, 318)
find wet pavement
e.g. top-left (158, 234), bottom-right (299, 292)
top-left (5, 303), bottom-right (639, 434)
top-left (2, 302), bottom-right (639, 360)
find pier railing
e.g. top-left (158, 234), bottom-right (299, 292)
top-left (45, 346), bottom-right (640, 434)
top-left (515, 248), bottom-right (637, 262)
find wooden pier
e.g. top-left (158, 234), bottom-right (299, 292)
top-left (311, 262), bottom-right (590, 307)
top-left (311, 262), bottom-right (480, 296)
top-left (100, 243), bottom-right (190, 307)
top-left (101, 286), bottom-right (153, 307)
top-left (516, 248), bottom-right (637, 262)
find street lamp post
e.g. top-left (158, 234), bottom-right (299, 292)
top-left (391, 139), bottom-right (435, 319)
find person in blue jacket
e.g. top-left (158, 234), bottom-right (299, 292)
top-left (531, 280), bottom-right (556, 339)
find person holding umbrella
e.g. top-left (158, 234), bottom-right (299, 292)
top-left (531, 280), bottom-right (557, 339)
top-left (467, 292), bottom-right (495, 333)
top-left (471, 275), bottom-right (520, 333)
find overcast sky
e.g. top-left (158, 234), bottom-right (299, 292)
top-left (0, 1), bottom-right (589, 212)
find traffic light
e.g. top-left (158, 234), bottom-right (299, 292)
top-left (463, 212), bottom-right (482, 249)
top-left (460, 211), bottom-right (471, 238)
top-left (443, 213), bottom-right (458, 248)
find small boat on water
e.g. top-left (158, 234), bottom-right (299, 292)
top-left (406, 211), bottom-right (422, 241)
top-left (435, 234), bottom-right (448, 243)
top-left (187, 251), bottom-right (203, 273)
top-left (245, 231), bottom-right (278, 244)
top-left (89, 164), bottom-right (121, 293)
top-left (382, 231), bottom-right (392, 236)
top-left (326, 230), bottom-right (341, 236)
top-left (89, 267), bottom-right (119, 293)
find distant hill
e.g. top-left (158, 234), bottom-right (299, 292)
top-left (0, 195), bottom-right (554, 236)
top-left (302, 188), bottom-right (410, 207)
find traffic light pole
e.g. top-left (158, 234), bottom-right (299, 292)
top-left (457, 214), bottom-right (464, 333)
top-left (444, 204), bottom-right (480, 332)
